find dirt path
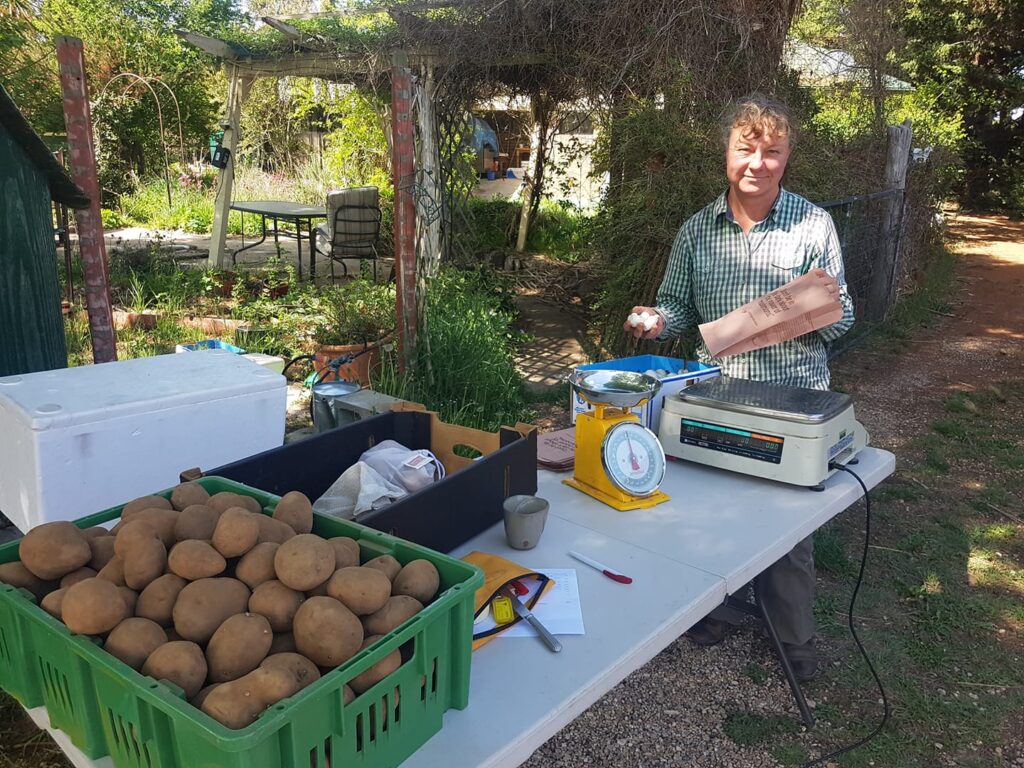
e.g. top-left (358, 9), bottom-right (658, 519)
top-left (832, 211), bottom-right (1024, 449)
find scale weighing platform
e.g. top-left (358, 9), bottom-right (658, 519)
top-left (658, 377), bottom-right (868, 489)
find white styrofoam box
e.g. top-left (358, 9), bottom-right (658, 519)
top-left (0, 351), bottom-right (286, 532)
top-left (571, 355), bottom-right (721, 432)
top-left (242, 352), bottom-right (286, 374)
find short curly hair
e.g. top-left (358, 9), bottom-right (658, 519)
top-left (721, 94), bottom-right (797, 149)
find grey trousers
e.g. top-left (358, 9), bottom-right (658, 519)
top-left (710, 533), bottom-right (816, 647)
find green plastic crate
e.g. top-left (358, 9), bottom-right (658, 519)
top-left (0, 476), bottom-right (483, 768)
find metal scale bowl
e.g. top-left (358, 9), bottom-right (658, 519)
top-left (563, 370), bottom-right (670, 511)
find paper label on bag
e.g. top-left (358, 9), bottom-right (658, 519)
top-left (403, 454), bottom-right (433, 470)
top-left (699, 268), bottom-right (843, 358)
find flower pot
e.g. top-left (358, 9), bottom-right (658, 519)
top-left (314, 341), bottom-right (383, 387)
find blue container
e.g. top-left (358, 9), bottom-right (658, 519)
top-left (175, 339), bottom-right (245, 354)
top-left (571, 355), bottom-right (721, 431)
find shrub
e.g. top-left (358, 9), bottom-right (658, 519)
top-left (373, 267), bottom-right (527, 431)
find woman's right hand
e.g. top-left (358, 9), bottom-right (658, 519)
top-left (624, 306), bottom-right (665, 340)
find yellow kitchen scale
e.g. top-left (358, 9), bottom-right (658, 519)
top-left (564, 370), bottom-right (670, 511)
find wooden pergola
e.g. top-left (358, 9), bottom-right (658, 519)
top-left (177, 21), bottom-right (448, 368)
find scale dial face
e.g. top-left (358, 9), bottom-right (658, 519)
top-left (601, 421), bottom-right (667, 497)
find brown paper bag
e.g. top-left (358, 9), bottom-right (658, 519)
top-left (699, 268), bottom-right (843, 357)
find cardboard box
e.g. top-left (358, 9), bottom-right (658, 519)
top-left (205, 403), bottom-right (537, 554)
top-left (571, 355), bottom-right (721, 432)
top-left (0, 351), bottom-right (285, 532)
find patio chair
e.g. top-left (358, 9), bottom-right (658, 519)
top-left (314, 186), bottom-right (383, 281)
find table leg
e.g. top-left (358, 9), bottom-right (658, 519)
top-left (308, 219), bottom-right (317, 282)
top-left (724, 583), bottom-right (815, 728)
top-left (232, 213), bottom-right (269, 261)
top-left (295, 217), bottom-right (303, 282)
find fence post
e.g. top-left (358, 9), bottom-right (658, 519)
top-left (867, 119), bottom-right (912, 321)
top-left (55, 36), bottom-right (117, 364)
top-left (391, 50), bottom-right (418, 372)
top-left (209, 65), bottom-right (252, 271)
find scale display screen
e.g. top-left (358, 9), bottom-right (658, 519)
top-left (678, 419), bottom-right (785, 463)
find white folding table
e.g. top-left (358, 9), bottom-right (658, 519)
top-left (25, 448), bottom-right (895, 768)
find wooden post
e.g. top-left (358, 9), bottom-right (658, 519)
top-left (55, 36), bottom-right (117, 364)
top-left (208, 65), bottom-right (252, 270)
top-left (867, 119), bottom-right (912, 321)
top-left (391, 50), bottom-right (417, 371)
top-left (415, 61), bottom-right (442, 276)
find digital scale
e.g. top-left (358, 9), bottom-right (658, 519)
top-left (657, 377), bottom-right (868, 489)
top-left (565, 370), bottom-right (670, 511)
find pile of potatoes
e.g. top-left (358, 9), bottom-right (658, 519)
top-left (0, 484), bottom-right (442, 730)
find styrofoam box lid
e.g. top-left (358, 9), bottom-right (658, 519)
top-left (0, 351), bottom-right (284, 432)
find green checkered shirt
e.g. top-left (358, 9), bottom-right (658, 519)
top-left (655, 187), bottom-right (855, 390)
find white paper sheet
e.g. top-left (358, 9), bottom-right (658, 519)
top-left (500, 568), bottom-right (586, 637)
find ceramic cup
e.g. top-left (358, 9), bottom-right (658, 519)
top-left (502, 495), bottom-right (549, 550)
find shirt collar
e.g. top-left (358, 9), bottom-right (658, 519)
top-left (717, 186), bottom-right (789, 224)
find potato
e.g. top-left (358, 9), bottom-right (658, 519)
top-left (113, 519), bottom-right (160, 557)
top-left (123, 536), bottom-right (168, 591)
top-left (272, 491), bottom-right (313, 535)
top-left (326, 567), bottom-right (391, 616)
top-left (165, 627), bottom-right (184, 643)
top-left (348, 635), bottom-right (401, 694)
top-left (293, 596), bottom-right (363, 668)
top-left (105, 618), bottom-right (167, 670)
top-left (62, 578), bottom-right (129, 635)
top-left (255, 515), bottom-right (295, 545)
top-left (207, 613), bottom-right (273, 682)
top-left (191, 684), bottom-right (220, 708)
top-left (392, 559), bottom-right (440, 604)
top-left (212, 508), bottom-right (260, 558)
top-left (173, 578), bottom-right (251, 644)
top-left (168, 540), bottom-right (226, 580)
top-left (305, 580), bottom-right (330, 598)
top-left (142, 641), bottom-right (207, 699)
top-left (362, 596), bottom-right (423, 637)
top-left (269, 632), bottom-right (296, 654)
top-left (19, 521), bottom-right (92, 580)
top-left (136, 574), bottom-right (187, 627)
top-left (87, 536), bottom-right (117, 571)
top-left (40, 588), bottom-right (67, 619)
top-left (260, 652), bottom-right (321, 691)
top-left (0, 561), bottom-right (57, 601)
top-left (124, 509), bottom-right (178, 548)
top-left (60, 567), bottom-right (97, 589)
top-left (122, 495), bottom-right (172, 517)
top-left (343, 684), bottom-right (356, 705)
top-left (274, 535), bottom-right (335, 592)
top-left (95, 555), bottom-right (126, 586)
top-left (173, 505), bottom-right (221, 543)
top-left (170, 482), bottom-right (210, 511)
top-left (362, 555), bottom-right (401, 582)
top-left (328, 537), bottom-right (360, 570)
top-left (208, 492), bottom-right (262, 516)
top-left (235, 543), bottom-right (279, 589)
top-left (81, 526), bottom-right (110, 540)
top-left (201, 666), bottom-right (299, 729)
top-left (248, 580), bottom-right (304, 632)
top-left (119, 587), bottom-right (139, 615)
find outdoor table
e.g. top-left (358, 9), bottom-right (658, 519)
top-left (21, 447), bottom-right (894, 768)
top-left (230, 200), bottom-right (327, 281)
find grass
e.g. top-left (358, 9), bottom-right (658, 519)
top-left (723, 247), bottom-right (1024, 766)
top-left (738, 381), bottom-right (1024, 767)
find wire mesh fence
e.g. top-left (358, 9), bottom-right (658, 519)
top-left (819, 187), bottom-right (905, 354)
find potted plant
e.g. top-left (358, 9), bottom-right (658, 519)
top-left (312, 279), bottom-right (396, 385)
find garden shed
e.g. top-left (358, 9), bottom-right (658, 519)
top-left (0, 84), bottom-right (89, 377)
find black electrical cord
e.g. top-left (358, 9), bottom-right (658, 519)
top-left (801, 463), bottom-right (891, 768)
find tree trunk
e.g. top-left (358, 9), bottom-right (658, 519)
top-left (515, 91), bottom-right (552, 253)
